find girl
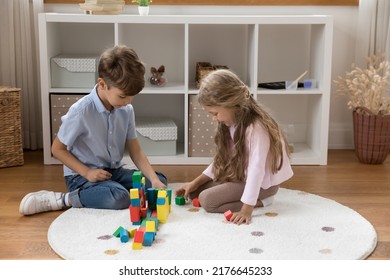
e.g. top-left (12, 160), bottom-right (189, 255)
top-left (175, 69), bottom-right (293, 225)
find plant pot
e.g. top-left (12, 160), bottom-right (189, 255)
top-left (138, 6), bottom-right (149, 16)
top-left (353, 107), bottom-right (390, 164)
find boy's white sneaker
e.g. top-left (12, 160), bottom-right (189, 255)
top-left (19, 190), bottom-right (65, 215)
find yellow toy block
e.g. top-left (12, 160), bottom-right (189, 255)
top-left (157, 189), bottom-right (167, 198)
top-left (142, 177), bottom-right (145, 186)
top-left (129, 228), bottom-right (137, 238)
top-left (132, 242), bottom-right (142, 250)
top-left (145, 220), bottom-right (156, 232)
top-left (157, 190), bottom-right (169, 224)
top-left (130, 189), bottom-right (139, 199)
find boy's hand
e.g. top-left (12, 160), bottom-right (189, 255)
top-left (85, 169), bottom-right (112, 182)
top-left (230, 204), bottom-right (254, 225)
top-left (151, 179), bottom-right (167, 189)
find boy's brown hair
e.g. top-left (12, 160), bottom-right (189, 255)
top-left (98, 45), bottom-right (145, 96)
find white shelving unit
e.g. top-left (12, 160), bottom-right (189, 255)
top-left (39, 13), bottom-right (333, 165)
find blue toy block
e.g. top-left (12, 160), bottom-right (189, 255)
top-left (120, 228), bottom-right (129, 243)
top-left (133, 182), bottom-right (142, 189)
top-left (156, 197), bottom-right (166, 205)
top-left (143, 232), bottom-right (154, 246)
top-left (131, 198), bottom-right (140, 207)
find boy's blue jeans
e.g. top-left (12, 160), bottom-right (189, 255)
top-left (65, 167), bottom-right (167, 210)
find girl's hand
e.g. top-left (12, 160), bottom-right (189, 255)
top-left (175, 183), bottom-right (198, 200)
top-left (230, 204), bottom-right (254, 225)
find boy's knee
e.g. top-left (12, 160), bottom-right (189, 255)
top-left (109, 188), bottom-right (130, 209)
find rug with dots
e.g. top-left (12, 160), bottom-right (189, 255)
top-left (48, 185), bottom-right (377, 260)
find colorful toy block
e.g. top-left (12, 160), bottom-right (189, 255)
top-left (125, 171), bottom-right (172, 249)
top-left (129, 228), bottom-right (137, 238)
top-left (132, 170), bottom-right (142, 183)
top-left (120, 228), bottom-right (129, 243)
top-left (224, 210), bottom-right (233, 221)
top-left (175, 196), bottom-right (185, 205)
top-left (130, 188), bottom-right (139, 199)
top-left (193, 197), bottom-right (201, 207)
top-left (145, 220), bottom-right (156, 233)
top-left (146, 188), bottom-right (158, 210)
top-left (134, 230), bottom-right (144, 243)
top-left (113, 226), bottom-right (125, 237)
top-left (157, 189), bottom-right (169, 224)
top-left (129, 205), bottom-right (141, 223)
top-left (143, 232), bottom-right (154, 246)
top-left (132, 242), bottom-right (142, 250)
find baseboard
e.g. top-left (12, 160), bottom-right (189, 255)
top-left (328, 122), bottom-right (354, 149)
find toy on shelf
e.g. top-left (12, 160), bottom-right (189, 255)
top-left (149, 65), bottom-right (167, 86)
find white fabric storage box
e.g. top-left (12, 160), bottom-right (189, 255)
top-left (50, 94), bottom-right (85, 142)
top-left (136, 118), bottom-right (177, 156)
top-left (51, 54), bottom-right (99, 88)
top-left (188, 95), bottom-right (217, 157)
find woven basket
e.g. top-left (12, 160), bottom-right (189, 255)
top-left (195, 62), bottom-right (228, 88)
top-left (0, 86), bottom-right (24, 168)
top-left (353, 107), bottom-right (390, 164)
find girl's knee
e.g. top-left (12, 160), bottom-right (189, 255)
top-left (199, 191), bottom-right (217, 213)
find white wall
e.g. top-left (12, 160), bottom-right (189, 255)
top-left (44, 4), bottom-right (359, 149)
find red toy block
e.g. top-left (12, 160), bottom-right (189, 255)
top-left (192, 197), bottom-right (201, 207)
top-left (224, 210), bottom-right (233, 221)
top-left (129, 205), bottom-right (140, 222)
top-left (134, 230), bottom-right (144, 243)
top-left (140, 207), bottom-right (147, 218)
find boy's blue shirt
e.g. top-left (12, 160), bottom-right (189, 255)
top-left (57, 85), bottom-right (137, 176)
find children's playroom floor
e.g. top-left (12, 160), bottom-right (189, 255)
top-left (0, 150), bottom-right (389, 260)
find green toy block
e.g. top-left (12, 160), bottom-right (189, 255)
top-left (113, 226), bottom-right (125, 237)
top-left (175, 196), bottom-right (185, 205)
top-left (132, 171), bottom-right (142, 183)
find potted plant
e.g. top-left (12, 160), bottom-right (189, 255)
top-left (132, 0), bottom-right (151, 15)
top-left (334, 53), bottom-right (390, 164)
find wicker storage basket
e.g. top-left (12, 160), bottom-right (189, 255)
top-left (0, 86), bottom-right (24, 168)
top-left (353, 107), bottom-right (390, 164)
top-left (195, 62), bottom-right (228, 88)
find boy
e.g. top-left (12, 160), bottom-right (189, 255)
top-left (20, 45), bottom-right (167, 215)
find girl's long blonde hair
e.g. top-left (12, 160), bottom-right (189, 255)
top-left (198, 69), bottom-right (289, 183)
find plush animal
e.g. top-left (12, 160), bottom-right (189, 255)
top-left (149, 65), bottom-right (166, 86)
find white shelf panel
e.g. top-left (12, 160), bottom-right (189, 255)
top-left (39, 13), bottom-right (332, 166)
top-left (50, 87), bottom-right (93, 93)
top-left (289, 143), bottom-right (323, 165)
top-left (257, 88), bottom-right (323, 95)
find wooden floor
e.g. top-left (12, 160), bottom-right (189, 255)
top-left (0, 149), bottom-right (389, 260)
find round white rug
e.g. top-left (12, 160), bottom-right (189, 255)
top-left (48, 186), bottom-right (377, 260)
